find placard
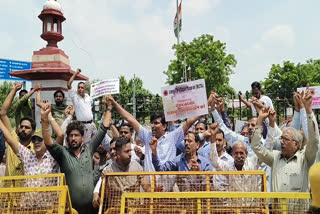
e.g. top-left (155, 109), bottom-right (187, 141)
top-left (90, 79), bottom-right (119, 99)
top-left (297, 86), bottom-right (320, 109)
top-left (161, 79), bottom-right (208, 121)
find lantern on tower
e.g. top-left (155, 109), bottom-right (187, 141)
top-left (9, 0), bottom-right (88, 129)
top-left (39, 0), bottom-right (65, 47)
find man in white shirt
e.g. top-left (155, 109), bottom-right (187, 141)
top-left (67, 69), bottom-right (96, 143)
top-left (209, 123), bottom-right (262, 192)
top-left (239, 81), bottom-right (274, 116)
top-left (252, 97), bottom-right (319, 192)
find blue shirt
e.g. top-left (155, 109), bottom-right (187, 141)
top-left (138, 125), bottom-right (185, 172)
top-left (197, 141), bottom-right (211, 160)
top-left (152, 153), bottom-right (214, 172)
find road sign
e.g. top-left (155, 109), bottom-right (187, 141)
top-left (0, 58), bottom-right (31, 81)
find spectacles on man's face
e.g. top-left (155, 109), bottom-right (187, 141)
top-left (31, 136), bottom-right (43, 143)
top-left (280, 136), bottom-right (295, 144)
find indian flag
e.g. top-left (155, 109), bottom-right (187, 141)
top-left (174, 1), bottom-right (182, 38)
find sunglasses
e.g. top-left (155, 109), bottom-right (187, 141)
top-left (31, 136), bottom-right (43, 143)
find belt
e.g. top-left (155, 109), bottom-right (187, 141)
top-left (81, 120), bottom-right (93, 124)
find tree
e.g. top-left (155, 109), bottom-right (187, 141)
top-left (116, 76), bottom-right (163, 122)
top-left (0, 81), bottom-right (18, 126)
top-left (164, 34), bottom-right (237, 96)
top-left (86, 76), bottom-right (163, 123)
top-left (263, 59), bottom-right (320, 102)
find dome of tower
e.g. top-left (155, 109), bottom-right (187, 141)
top-left (43, 0), bottom-right (62, 12)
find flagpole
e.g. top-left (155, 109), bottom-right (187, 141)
top-left (176, 0), bottom-right (180, 45)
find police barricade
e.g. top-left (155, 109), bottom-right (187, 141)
top-left (99, 171), bottom-right (267, 214)
top-left (0, 173), bottom-right (77, 214)
top-left (120, 192), bottom-right (311, 214)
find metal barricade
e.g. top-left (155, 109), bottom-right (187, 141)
top-left (0, 173), bottom-right (77, 214)
top-left (120, 192), bottom-right (311, 214)
top-left (99, 171), bottom-right (267, 214)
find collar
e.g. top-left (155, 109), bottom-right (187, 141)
top-left (280, 152), bottom-right (298, 162)
top-left (182, 153), bottom-right (201, 163)
top-left (67, 143), bottom-right (86, 156)
top-left (113, 160), bottom-right (129, 172)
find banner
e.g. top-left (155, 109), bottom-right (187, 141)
top-left (90, 79), bottom-right (119, 99)
top-left (297, 86), bottom-right (320, 109)
top-left (161, 79), bottom-right (208, 121)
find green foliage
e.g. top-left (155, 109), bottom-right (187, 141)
top-left (0, 81), bottom-right (18, 124)
top-left (87, 76), bottom-right (163, 123)
top-left (85, 79), bottom-right (100, 95)
top-left (262, 59), bottom-right (320, 103)
top-left (116, 76), bottom-right (163, 122)
top-left (164, 34), bottom-right (237, 96)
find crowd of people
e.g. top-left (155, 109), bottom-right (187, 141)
top-left (0, 70), bottom-right (319, 213)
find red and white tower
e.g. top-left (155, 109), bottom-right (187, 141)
top-left (10, 0), bottom-right (88, 128)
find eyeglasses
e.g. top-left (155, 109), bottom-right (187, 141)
top-left (280, 136), bottom-right (295, 144)
top-left (31, 136), bottom-right (43, 143)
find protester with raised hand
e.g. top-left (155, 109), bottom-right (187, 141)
top-left (106, 95), bottom-right (200, 172)
top-left (67, 68), bottom-right (96, 143)
top-left (0, 82), bottom-right (36, 176)
top-left (251, 86), bottom-right (319, 192)
top-left (41, 96), bottom-right (112, 214)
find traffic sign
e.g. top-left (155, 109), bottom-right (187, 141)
top-left (0, 58), bottom-right (31, 81)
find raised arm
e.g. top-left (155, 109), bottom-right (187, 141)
top-left (302, 88), bottom-right (319, 165)
top-left (239, 93), bottom-right (252, 108)
top-left (0, 82), bottom-right (23, 131)
top-left (208, 123), bottom-right (230, 171)
top-left (251, 108), bottom-right (274, 166)
top-left (107, 95), bottom-right (140, 133)
top-left (67, 68), bottom-right (81, 90)
top-left (36, 83), bottom-right (45, 108)
top-left (23, 84), bottom-right (40, 100)
top-left (41, 102), bottom-right (54, 147)
top-left (209, 93), bottom-right (245, 146)
top-left (0, 119), bottom-right (19, 154)
top-left (182, 116), bottom-right (200, 134)
top-left (48, 112), bottom-right (64, 145)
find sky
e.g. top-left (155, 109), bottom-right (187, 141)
top-left (1, 0), bottom-right (320, 95)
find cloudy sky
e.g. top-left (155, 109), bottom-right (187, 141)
top-left (1, 0), bottom-right (320, 94)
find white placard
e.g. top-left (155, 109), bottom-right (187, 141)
top-left (161, 79), bottom-right (208, 121)
top-left (297, 86), bottom-right (320, 109)
top-left (90, 79), bottom-right (119, 99)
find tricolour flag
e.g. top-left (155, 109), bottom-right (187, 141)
top-left (174, 1), bottom-right (182, 38)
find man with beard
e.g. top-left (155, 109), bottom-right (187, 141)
top-left (0, 82), bottom-right (36, 176)
top-left (36, 85), bottom-right (67, 126)
top-left (97, 137), bottom-right (146, 209)
top-left (103, 123), bottom-right (145, 166)
top-left (0, 121), bottom-right (59, 182)
top-left (41, 97), bottom-right (112, 214)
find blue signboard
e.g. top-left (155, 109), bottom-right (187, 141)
top-left (0, 58), bottom-right (31, 81)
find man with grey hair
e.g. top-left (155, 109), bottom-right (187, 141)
top-left (209, 123), bottom-right (262, 192)
top-left (252, 89), bottom-right (319, 192)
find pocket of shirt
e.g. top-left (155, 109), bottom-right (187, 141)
top-left (289, 173), bottom-right (302, 191)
